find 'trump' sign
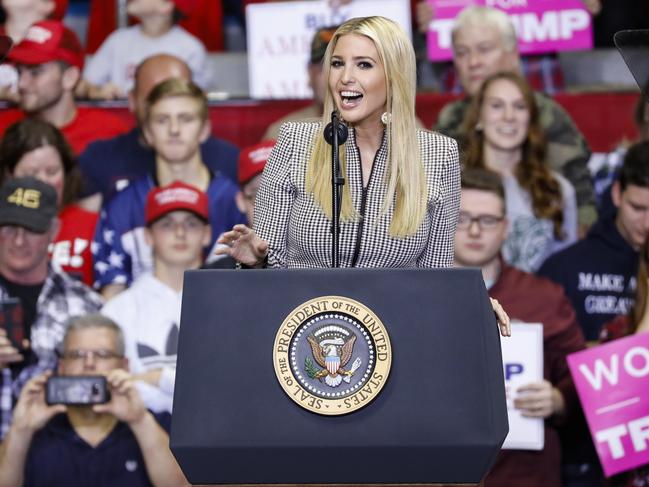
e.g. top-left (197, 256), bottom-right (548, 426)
top-left (568, 332), bottom-right (649, 477)
top-left (426, 0), bottom-right (592, 61)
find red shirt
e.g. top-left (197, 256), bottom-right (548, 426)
top-left (486, 261), bottom-right (586, 487)
top-left (49, 205), bottom-right (99, 286)
top-left (0, 107), bottom-right (131, 154)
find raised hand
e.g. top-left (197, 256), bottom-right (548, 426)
top-left (93, 369), bottom-right (146, 426)
top-left (215, 224), bottom-right (269, 267)
top-left (12, 372), bottom-right (66, 435)
top-left (514, 380), bottom-right (564, 418)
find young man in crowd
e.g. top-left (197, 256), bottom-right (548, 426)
top-left (81, 0), bottom-right (208, 100)
top-left (0, 0), bottom-right (68, 101)
top-left (102, 181), bottom-right (211, 413)
top-left (92, 78), bottom-right (245, 299)
top-left (79, 53), bottom-right (238, 205)
top-left (454, 168), bottom-right (586, 487)
top-left (434, 5), bottom-right (596, 230)
top-left (0, 21), bottom-right (130, 154)
top-left (0, 177), bottom-right (102, 436)
top-left (539, 140), bottom-right (649, 343)
top-left (0, 314), bottom-right (188, 486)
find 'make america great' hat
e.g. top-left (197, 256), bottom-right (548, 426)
top-left (7, 20), bottom-right (84, 70)
top-left (0, 177), bottom-right (58, 233)
top-left (145, 181), bottom-right (209, 225)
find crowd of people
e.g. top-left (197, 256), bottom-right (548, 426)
top-left (0, 1), bottom-right (646, 486)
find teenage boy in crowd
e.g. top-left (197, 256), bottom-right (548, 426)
top-left (102, 182), bottom-right (211, 413)
top-left (0, 178), bottom-right (101, 436)
top-left (81, 0), bottom-right (208, 99)
top-left (0, 21), bottom-right (129, 154)
top-left (0, 314), bottom-right (188, 486)
top-left (454, 168), bottom-right (585, 487)
top-left (79, 54), bottom-right (238, 205)
top-left (539, 140), bottom-right (649, 342)
top-left (92, 78), bottom-right (245, 299)
top-left (434, 5), bottom-right (596, 230)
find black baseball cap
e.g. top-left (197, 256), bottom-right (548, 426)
top-left (0, 177), bottom-right (58, 233)
top-left (615, 30), bottom-right (649, 95)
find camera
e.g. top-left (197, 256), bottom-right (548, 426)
top-left (46, 376), bottom-right (110, 406)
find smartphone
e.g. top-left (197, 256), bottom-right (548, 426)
top-left (45, 376), bottom-right (110, 406)
top-left (0, 298), bottom-right (25, 352)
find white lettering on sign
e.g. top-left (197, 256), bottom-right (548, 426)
top-left (579, 347), bottom-right (649, 390)
top-left (596, 416), bottom-right (649, 459)
top-left (584, 296), bottom-right (633, 315)
top-left (578, 273), bottom-right (626, 292)
top-left (432, 9), bottom-right (589, 50)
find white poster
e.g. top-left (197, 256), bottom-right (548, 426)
top-left (246, 0), bottom-right (411, 99)
top-left (500, 322), bottom-right (544, 450)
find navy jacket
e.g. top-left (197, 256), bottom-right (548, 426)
top-left (538, 216), bottom-right (638, 341)
top-left (79, 128), bottom-right (239, 199)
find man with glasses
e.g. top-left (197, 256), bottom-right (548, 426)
top-left (454, 168), bottom-right (585, 486)
top-left (102, 181), bottom-right (211, 413)
top-left (0, 177), bottom-right (101, 437)
top-left (0, 314), bottom-right (188, 486)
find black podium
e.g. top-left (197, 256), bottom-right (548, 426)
top-left (171, 268), bottom-right (508, 485)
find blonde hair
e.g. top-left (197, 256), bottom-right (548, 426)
top-left (306, 16), bottom-right (425, 238)
top-left (144, 78), bottom-right (208, 124)
top-left (452, 5), bottom-right (518, 52)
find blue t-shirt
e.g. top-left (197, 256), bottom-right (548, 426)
top-left (25, 412), bottom-right (171, 487)
top-left (78, 128), bottom-right (239, 199)
top-left (92, 173), bottom-right (246, 289)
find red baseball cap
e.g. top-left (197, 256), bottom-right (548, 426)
top-left (7, 20), bottom-right (84, 70)
top-left (51, 0), bottom-right (69, 20)
top-left (145, 181), bottom-right (209, 225)
top-left (238, 140), bottom-right (276, 185)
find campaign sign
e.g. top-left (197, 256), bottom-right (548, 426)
top-left (426, 0), bottom-right (593, 61)
top-left (568, 332), bottom-right (649, 477)
top-left (500, 322), bottom-right (544, 450)
top-left (246, 0), bottom-right (411, 99)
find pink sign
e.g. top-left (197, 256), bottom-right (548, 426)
top-left (567, 333), bottom-right (649, 477)
top-left (427, 0), bottom-right (593, 61)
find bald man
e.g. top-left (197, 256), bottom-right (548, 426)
top-left (78, 54), bottom-right (238, 204)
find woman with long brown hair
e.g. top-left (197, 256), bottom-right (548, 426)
top-left (462, 71), bottom-right (578, 272)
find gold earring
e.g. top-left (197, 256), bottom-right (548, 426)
top-left (381, 112), bottom-right (391, 125)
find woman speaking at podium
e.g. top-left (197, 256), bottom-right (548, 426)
top-left (217, 16), bottom-right (509, 334)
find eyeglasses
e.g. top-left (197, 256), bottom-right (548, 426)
top-left (457, 212), bottom-right (505, 230)
top-left (60, 349), bottom-right (123, 362)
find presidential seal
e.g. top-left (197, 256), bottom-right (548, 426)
top-left (273, 296), bottom-right (391, 415)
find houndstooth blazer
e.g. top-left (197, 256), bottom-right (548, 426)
top-left (253, 121), bottom-right (460, 269)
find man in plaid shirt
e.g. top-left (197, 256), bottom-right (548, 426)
top-left (0, 177), bottom-right (101, 437)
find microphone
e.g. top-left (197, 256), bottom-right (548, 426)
top-left (324, 112), bottom-right (348, 146)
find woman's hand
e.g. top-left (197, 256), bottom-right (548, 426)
top-left (491, 298), bottom-right (511, 337)
top-left (216, 224), bottom-right (269, 267)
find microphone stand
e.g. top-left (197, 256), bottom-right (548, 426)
top-left (324, 111), bottom-right (348, 268)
